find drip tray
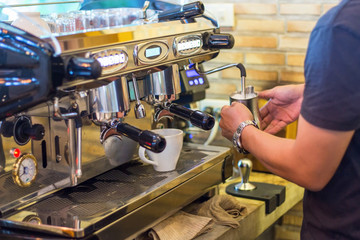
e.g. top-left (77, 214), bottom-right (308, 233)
top-left (0, 143), bottom-right (231, 239)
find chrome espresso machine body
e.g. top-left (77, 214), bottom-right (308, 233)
top-left (0, 2), bottom-right (233, 239)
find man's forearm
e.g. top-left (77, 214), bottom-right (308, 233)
top-left (241, 126), bottom-right (298, 182)
top-left (240, 116), bottom-right (353, 191)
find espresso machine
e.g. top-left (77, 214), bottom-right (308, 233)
top-left (0, 1), bottom-right (234, 239)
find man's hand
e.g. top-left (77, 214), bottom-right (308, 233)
top-left (219, 102), bottom-right (254, 141)
top-left (259, 84), bottom-right (304, 134)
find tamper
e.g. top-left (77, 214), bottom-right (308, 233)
top-left (234, 159), bottom-right (257, 191)
top-left (226, 158), bottom-right (286, 214)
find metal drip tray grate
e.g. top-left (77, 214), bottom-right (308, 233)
top-left (0, 144), bottom-right (230, 238)
top-left (0, 170), bottom-right (69, 214)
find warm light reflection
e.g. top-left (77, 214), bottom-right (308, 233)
top-left (0, 77), bottom-right (36, 86)
top-left (80, 63), bottom-right (90, 68)
top-left (21, 79), bottom-right (33, 84)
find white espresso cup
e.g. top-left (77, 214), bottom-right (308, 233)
top-left (138, 128), bottom-right (183, 172)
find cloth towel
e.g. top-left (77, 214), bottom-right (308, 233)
top-left (147, 211), bottom-right (213, 240)
top-left (137, 195), bottom-right (247, 240)
top-left (192, 195), bottom-right (247, 228)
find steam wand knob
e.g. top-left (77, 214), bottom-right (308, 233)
top-left (12, 116), bottom-right (45, 146)
top-left (0, 119), bottom-right (44, 142)
top-left (66, 56), bottom-right (102, 80)
top-left (157, 1), bottom-right (205, 22)
top-left (202, 32), bottom-right (235, 50)
top-left (24, 124), bottom-right (45, 141)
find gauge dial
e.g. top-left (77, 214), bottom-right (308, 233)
top-left (22, 215), bottom-right (42, 224)
top-left (12, 153), bottom-right (38, 187)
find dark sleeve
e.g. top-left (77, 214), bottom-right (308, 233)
top-left (301, 25), bottom-right (360, 131)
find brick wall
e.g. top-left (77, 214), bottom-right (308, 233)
top-left (202, 0), bottom-right (340, 98)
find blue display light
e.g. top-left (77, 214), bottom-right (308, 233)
top-left (199, 77), bottom-right (204, 84)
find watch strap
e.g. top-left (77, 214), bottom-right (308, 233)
top-left (232, 120), bottom-right (259, 154)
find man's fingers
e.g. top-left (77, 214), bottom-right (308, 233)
top-left (259, 104), bottom-right (270, 119)
top-left (260, 114), bottom-right (272, 128)
top-left (221, 104), bottom-right (231, 110)
top-left (263, 121), bottom-right (287, 135)
top-left (258, 88), bottom-right (275, 100)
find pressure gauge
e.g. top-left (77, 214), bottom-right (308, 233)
top-left (12, 153), bottom-right (38, 187)
top-left (22, 215), bottom-right (42, 224)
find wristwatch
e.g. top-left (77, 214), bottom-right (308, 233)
top-left (232, 120), bottom-right (259, 154)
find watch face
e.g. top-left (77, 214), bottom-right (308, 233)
top-left (12, 153), bottom-right (38, 187)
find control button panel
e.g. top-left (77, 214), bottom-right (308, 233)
top-left (184, 68), bottom-right (206, 87)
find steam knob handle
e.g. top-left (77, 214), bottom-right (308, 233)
top-left (203, 32), bottom-right (235, 50)
top-left (0, 121), bottom-right (14, 138)
top-left (158, 1), bottom-right (204, 22)
top-left (116, 123), bottom-right (166, 153)
top-left (24, 124), bottom-right (45, 140)
top-left (66, 57), bottom-right (102, 80)
top-left (168, 103), bottom-right (215, 130)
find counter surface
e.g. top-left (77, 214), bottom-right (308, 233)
top-left (195, 171), bottom-right (304, 240)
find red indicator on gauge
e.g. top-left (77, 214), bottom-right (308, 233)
top-left (11, 148), bottom-right (21, 158)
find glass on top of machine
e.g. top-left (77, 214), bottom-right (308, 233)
top-left (0, 0), bottom-right (208, 37)
top-left (0, 1), bottom-right (151, 36)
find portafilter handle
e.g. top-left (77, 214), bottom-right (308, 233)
top-left (116, 123), bottom-right (166, 153)
top-left (165, 103), bottom-right (215, 130)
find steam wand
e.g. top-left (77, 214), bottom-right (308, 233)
top-left (132, 74), bottom-right (146, 119)
top-left (53, 97), bottom-right (83, 180)
top-left (191, 62), bottom-right (247, 96)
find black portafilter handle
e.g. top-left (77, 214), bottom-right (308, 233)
top-left (167, 103), bottom-right (215, 130)
top-left (158, 1), bottom-right (205, 22)
top-left (203, 32), bottom-right (235, 50)
top-left (66, 56), bottom-right (102, 80)
top-left (116, 123), bottom-right (166, 153)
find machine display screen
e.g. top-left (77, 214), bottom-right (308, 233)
top-left (185, 69), bottom-right (200, 78)
top-left (145, 46), bottom-right (161, 58)
top-left (97, 53), bottom-right (126, 68)
top-left (178, 39), bottom-right (201, 51)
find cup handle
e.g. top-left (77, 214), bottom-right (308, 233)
top-left (138, 147), bottom-right (158, 166)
